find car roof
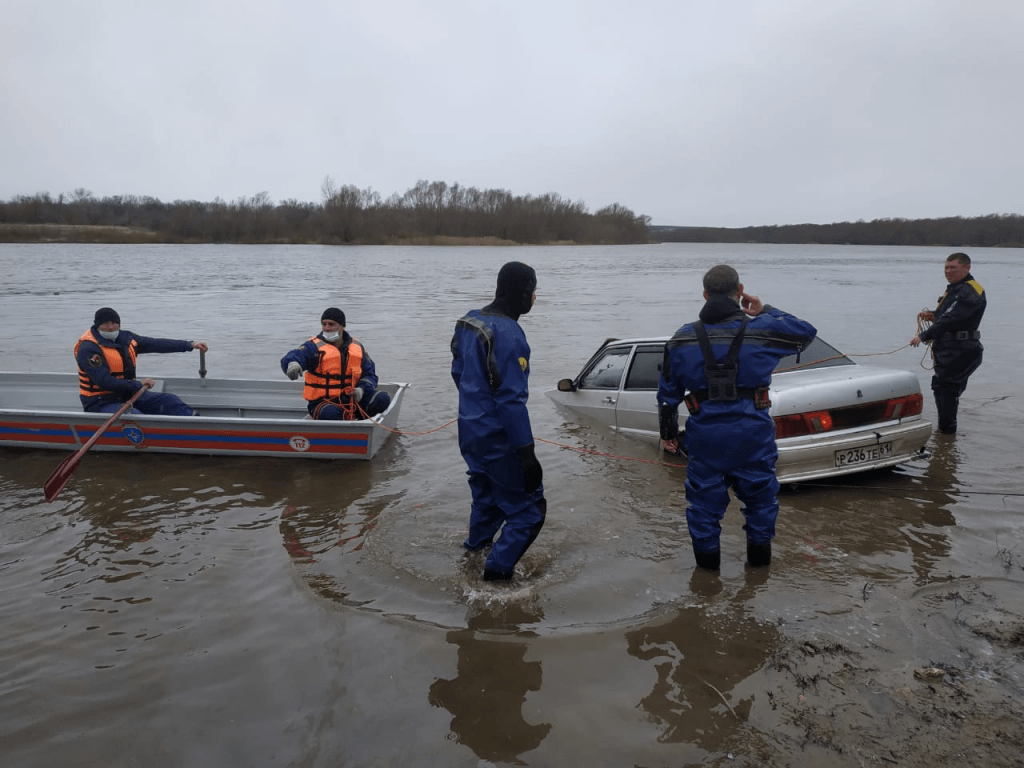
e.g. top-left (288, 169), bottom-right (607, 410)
top-left (600, 337), bottom-right (671, 346)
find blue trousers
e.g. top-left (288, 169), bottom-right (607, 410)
top-left (91, 391), bottom-right (198, 416)
top-left (684, 420), bottom-right (779, 553)
top-left (463, 458), bottom-right (547, 577)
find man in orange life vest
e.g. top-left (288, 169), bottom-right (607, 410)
top-left (75, 307), bottom-right (209, 415)
top-left (280, 307), bottom-right (391, 420)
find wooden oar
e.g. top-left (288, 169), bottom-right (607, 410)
top-left (43, 383), bottom-right (152, 502)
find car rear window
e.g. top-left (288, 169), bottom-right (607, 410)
top-left (773, 337), bottom-right (853, 372)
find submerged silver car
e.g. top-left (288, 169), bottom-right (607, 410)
top-left (545, 335), bottom-right (931, 484)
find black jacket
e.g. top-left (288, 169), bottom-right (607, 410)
top-left (919, 273), bottom-right (986, 346)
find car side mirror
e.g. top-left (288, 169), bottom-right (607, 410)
top-left (557, 378), bottom-right (576, 392)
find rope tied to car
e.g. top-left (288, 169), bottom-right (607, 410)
top-left (776, 309), bottom-right (936, 373)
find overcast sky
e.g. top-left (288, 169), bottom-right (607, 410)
top-left (3, 0), bottom-right (1021, 228)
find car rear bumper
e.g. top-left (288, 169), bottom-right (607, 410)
top-left (776, 419), bottom-right (932, 484)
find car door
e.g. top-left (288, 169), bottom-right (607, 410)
top-left (615, 343), bottom-right (664, 438)
top-left (571, 344), bottom-right (632, 427)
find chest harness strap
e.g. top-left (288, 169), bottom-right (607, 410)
top-left (685, 316), bottom-right (770, 414)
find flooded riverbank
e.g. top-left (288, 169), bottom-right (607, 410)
top-left (2, 242), bottom-right (1022, 766)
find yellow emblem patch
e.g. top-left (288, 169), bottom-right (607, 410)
top-left (519, 357), bottom-right (528, 372)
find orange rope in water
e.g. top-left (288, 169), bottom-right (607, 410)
top-left (352, 400), bottom-right (457, 436)
top-left (354, 401), bottom-right (685, 466)
top-left (535, 435), bottom-right (686, 468)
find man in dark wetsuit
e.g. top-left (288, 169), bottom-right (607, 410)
top-left (910, 252), bottom-right (986, 435)
top-left (450, 262), bottom-right (545, 582)
top-left (657, 265), bottom-right (817, 571)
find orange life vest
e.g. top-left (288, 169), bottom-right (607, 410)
top-left (75, 329), bottom-right (138, 397)
top-left (303, 336), bottom-right (364, 417)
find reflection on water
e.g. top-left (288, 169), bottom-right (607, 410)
top-left (429, 599), bottom-right (551, 764)
top-left (626, 570), bottom-right (777, 749)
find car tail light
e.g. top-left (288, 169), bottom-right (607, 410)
top-left (806, 411), bottom-right (833, 432)
top-left (774, 394), bottom-right (924, 438)
top-left (774, 410), bottom-right (834, 438)
top-left (883, 393), bottom-right (923, 420)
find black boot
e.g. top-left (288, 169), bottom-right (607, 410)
top-left (693, 549), bottom-right (721, 571)
top-left (934, 389), bottom-right (959, 434)
top-left (747, 542), bottom-right (772, 567)
top-left (482, 568), bottom-right (513, 582)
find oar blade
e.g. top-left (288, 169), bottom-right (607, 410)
top-left (44, 453), bottom-right (81, 502)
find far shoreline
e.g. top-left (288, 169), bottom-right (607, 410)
top-left (2, 222), bottom-right (1019, 249)
top-left (0, 223), bottom-right (577, 247)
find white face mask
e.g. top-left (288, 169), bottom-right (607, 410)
top-left (99, 330), bottom-right (119, 341)
top-left (322, 330), bottom-right (340, 342)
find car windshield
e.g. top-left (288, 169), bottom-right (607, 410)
top-left (578, 346), bottom-right (630, 389)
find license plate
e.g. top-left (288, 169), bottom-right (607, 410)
top-left (835, 442), bottom-right (893, 467)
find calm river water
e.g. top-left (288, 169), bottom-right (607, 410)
top-left (1, 242), bottom-right (1022, 766)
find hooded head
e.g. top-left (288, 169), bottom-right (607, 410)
top-left (94, 307), bottom-right (121, 327)
top-left (485, 261), bottom-right (537, 320)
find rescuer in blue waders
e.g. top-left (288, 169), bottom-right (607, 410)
top-left (909, 252), bottom-right (986, 435)
top-left (657, 265), bottom-right (817, 571)
top-left (451, 262), bottom-right (545, 581)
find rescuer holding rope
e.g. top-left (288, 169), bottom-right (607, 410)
top-left (281, 307), bottom-right (391, 420)
top-left (910, 252), bottom-right (986, 435)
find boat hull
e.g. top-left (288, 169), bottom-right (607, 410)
top-left (0, 373), bottom-right (407, 460)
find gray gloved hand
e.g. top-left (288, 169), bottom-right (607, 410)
top-left (352, 387), bottom-right (364, 403)
top-left (286, 362), bottom-right (302, 380)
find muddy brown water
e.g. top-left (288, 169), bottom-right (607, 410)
top-left (2, 243), bottom-right (1022, 766)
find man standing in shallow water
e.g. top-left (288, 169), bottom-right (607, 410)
top-left (450, 262), bottom-right (546, 582)
top-left (657, 265), bottom-right (816, 571)
top-left (910, 252), bottom-right (986, 435)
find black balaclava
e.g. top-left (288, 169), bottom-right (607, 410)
top-left (483, 261), bottom-right (537, 320)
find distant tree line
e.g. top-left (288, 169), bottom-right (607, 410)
top-left (0, 179), bottom-right (652, 245)
top-left (652, 214), bottom-right (1024, 248)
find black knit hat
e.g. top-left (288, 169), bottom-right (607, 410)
top-left (94, 307), bottom-right (121, 326)
top-left (321, 307), bottom-right (346, 326)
